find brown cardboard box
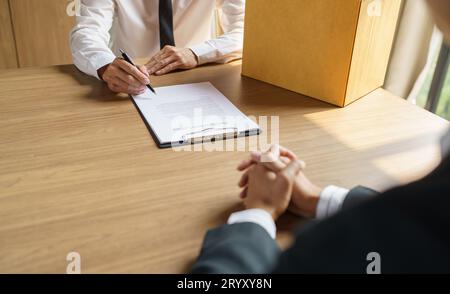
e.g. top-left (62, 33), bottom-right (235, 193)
top-left (242, 0), bottom-right (402, 107)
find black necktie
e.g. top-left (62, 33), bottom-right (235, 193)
top-left (159, 0), bottom-right (175, 49)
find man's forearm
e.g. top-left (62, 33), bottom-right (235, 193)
top-left (189, 0), bottom-right (245, 64)
top-left (70, 0), bottom-right (116, 79)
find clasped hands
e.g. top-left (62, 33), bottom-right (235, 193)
top-left (99, 46), bottom-right (198, 95)
top-left (237, 145), bottom-right (323, 221)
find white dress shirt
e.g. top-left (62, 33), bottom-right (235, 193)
top-left (70, 0), bottom-right (245, 79)
top-left (230, 129), bottom-right (450, 239)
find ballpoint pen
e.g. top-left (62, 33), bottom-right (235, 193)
top-left (119, 49), bottom-right (156, 95)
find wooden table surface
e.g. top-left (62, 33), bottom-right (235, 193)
top-left (0, 61), bottom-right (448, 273)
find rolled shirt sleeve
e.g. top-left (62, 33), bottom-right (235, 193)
top-left (70, 0), bottom-right (117, 79)
top-left (190, 0), bottom-right (245, 65)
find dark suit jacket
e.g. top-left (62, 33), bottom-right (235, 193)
top-left (191, 155), bottom-right (450, 274)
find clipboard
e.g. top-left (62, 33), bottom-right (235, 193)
top-left (131, 82), bottom-right (261, 149)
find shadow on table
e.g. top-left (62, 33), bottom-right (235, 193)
top-left (57, 64), bottom-right (130, 103)
top-left (57, 63), bottom-right (338, 114)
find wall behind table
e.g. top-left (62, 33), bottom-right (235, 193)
top-left (0, 0), bottom-right (18, 69)
top-left (0, 0), bottom-right (75, 69)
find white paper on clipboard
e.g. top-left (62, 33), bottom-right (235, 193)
top-left (131, 82), bottom-right (260, 147)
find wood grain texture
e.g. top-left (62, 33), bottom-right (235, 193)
top-left (0, 61), bottom-right (448, 273)
top-left (9, 0), bottom-right (75, 67)
top-left (0, 0), bottom-right (18, 69)
top-left (345, 0), bottom-right (403, 105)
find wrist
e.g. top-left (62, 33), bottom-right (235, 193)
top-left (97, 63), bottom-right (112, 81)
top-left (290, 183), bottom-right (323, 218)
top-left (188, 49), bottom-right (199, 66)
top-left (304, 191), bottom-right (321, 218)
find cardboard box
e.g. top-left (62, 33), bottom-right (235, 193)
top-left (242, 0), bottom-right (402, 107)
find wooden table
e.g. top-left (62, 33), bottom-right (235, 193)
top-left (0, 61), bottom-right (448, 273)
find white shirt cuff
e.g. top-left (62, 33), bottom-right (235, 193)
top-left (189, 43), bottom-right (218, 65)
top-left (316, 185), bottom-right (350, 220)
top-left (90, 53), bottom-right (117, 80)
top-left (227, 208), bottom-right (276, 239)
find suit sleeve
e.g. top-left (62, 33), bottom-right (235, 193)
top-left (273, 172), bottom-right (450, 273)
top-left (191, 223), bottom-right (280, 274)
top-left (191, 187), bottom-right (378, 274)
top-left (317, 185), bottom-right (379, 219)
top-left (343, 186), bottom-right (379, 210)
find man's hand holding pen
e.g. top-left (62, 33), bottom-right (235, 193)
top-left (98, 46), bottom-right (198, 96)
top-left (98, 58), bottom-right (150, 95)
